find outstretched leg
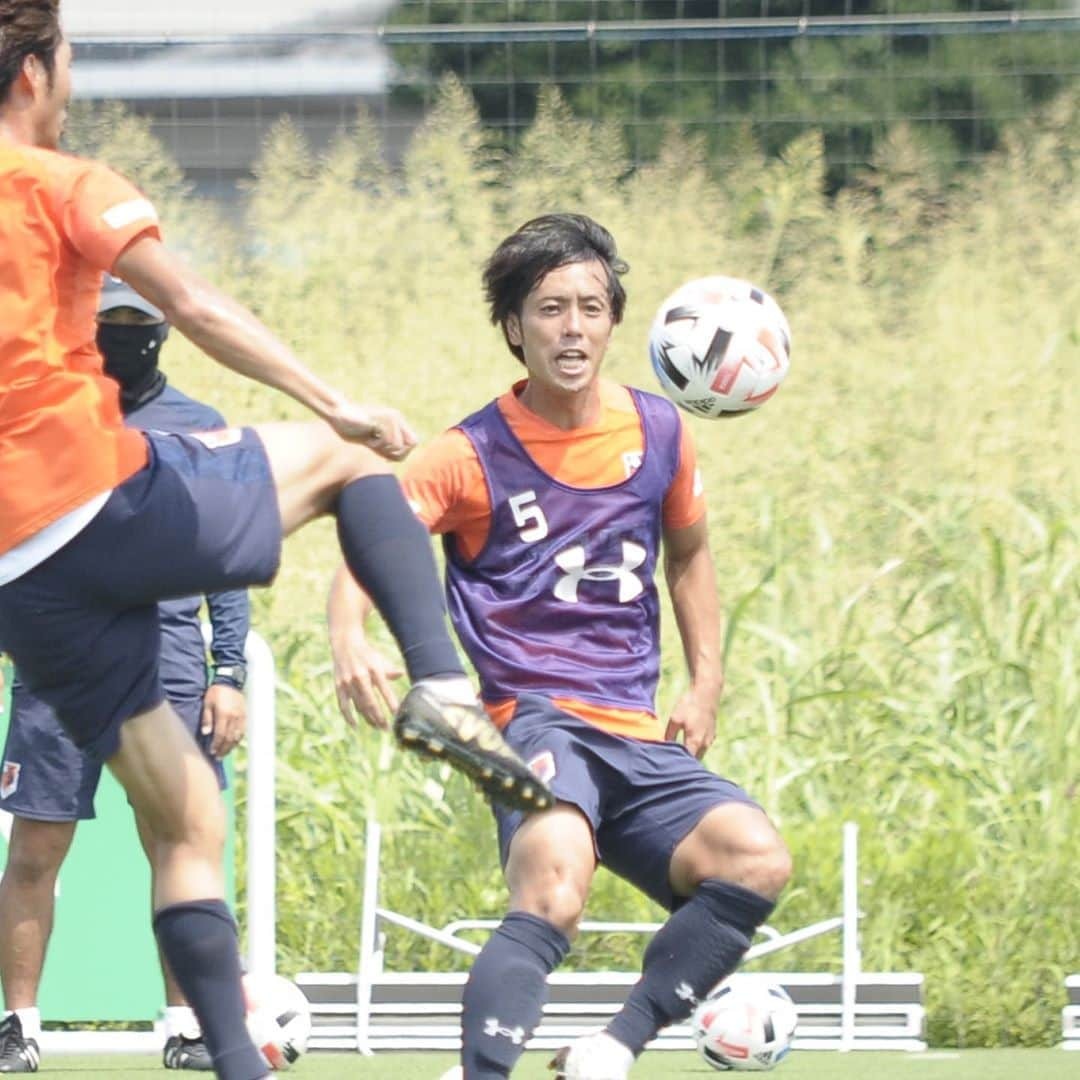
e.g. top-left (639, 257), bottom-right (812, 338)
top-left (256, 422), bottom-right (459, 682)
top-left (255, 421), bottom-right (552, 812)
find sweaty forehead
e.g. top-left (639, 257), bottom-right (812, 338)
top-left (530, 259), bottom-right (610, 300)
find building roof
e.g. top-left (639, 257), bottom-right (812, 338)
top-left (63, 0), bottom-right (392, 37)
top-left (66, 1), bottom-right (396, 100)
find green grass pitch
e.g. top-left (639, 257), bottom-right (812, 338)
top-left (38, 1049), bottom-right (1079, 1077)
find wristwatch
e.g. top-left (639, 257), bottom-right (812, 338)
top-left (212, 664), bottom-right (247, 691)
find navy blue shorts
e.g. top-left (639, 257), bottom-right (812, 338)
top-left (0, 428), bottom-right (280, 762)
top-left (495, 695), bottom-right (760, 912)
top-left (1, 680), bottom-right (226, 821)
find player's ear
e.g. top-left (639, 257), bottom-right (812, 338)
top-left (505, 313), bottom-right (523, 347)
top-left (20, 54), bottom-right (48, 98)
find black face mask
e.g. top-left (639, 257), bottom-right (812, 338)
top-left (97, 322), bottom-right (169, 411)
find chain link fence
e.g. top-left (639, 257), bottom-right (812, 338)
top-left (70, 4), bottom-right (1080, 198)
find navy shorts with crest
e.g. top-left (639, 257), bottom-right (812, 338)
top-left (495, 693), bottom-right (761, 912)
top-left (0, 428), bottom-right (280, 762)
top-left (1, 681), bottom-right (226, 821)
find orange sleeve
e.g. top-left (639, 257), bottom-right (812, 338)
top-left (401, 429), bottom-right (492, 558)
top-left (662, 414), bottom-right (706, 530)
top-left (57, 159), bottom-right (161, 271)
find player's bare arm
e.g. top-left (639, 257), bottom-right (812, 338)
top-left (112, 236), bottom-right (417, 461)
top-left (663, 515), bottom-right (724, 757)
top-left (327, 564), bottom-right (403, 730)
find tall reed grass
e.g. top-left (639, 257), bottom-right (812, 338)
top-left (62, 82), bottom-right (1078, 1046)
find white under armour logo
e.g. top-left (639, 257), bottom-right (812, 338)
top-left (483, 1017), bottom-right (526, 1045)
top-left (675, 981), bottom-right (698, 1005)
top-left (553, 541), bottom-right (647, 603)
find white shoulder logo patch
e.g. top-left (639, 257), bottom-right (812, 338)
top-left (102, 198), bottom-right (158, 231)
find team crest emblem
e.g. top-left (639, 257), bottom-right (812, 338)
top-left (527, 751), bottom-right (556, 785)
top-left (191, 428), bottom-right (242, 450)
top-left (1, 761), bottom-right (21, 799)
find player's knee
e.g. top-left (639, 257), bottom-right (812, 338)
top-left (182, 809), bottom-right (227, 860)
top-left (513, 877), bottom-right (589, 938)
top-left (291, 424), bottom-right (389, 520)
top-left (681, 815), bottom-right (792, 901)
top-left (4, 821), bottom-right (72, 886)
top-left (314, 424), bottom-right (389, 489)
top-left (758, 841), bottom-right (793, 899)
top-left (734, 832), bottom-right (792, 901)
top-left (148, 800), bottom-right (227, 861)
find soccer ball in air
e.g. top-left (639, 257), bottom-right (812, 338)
top-left (692, 978), bottom-right (798, 1071)
top-left (648, 276), bottom-right (791, 419)
top-left (243, 973), bottom-right (312, 1071)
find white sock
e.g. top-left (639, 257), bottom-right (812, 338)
top-left (164, 1005), bottom-right (200, 1040)
top-left (576, 1032), bottom-right (633, 1073)
top-left (12, 1008), bottom-right (40, 1041)
top-left (414, 675), bottom-right (478, 706)
top-left (598, 1031), bottom-right (634, 1066)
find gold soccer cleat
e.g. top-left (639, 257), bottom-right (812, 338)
top-left (393, 685), bottom-right (554, 813)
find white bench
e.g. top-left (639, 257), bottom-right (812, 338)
top-left (297, 821), bottom-right (926, 1054)
top-left (297, 968), bottom-right (926, 1053)
top-left (1064, 976), bottom-right (1080, 1049)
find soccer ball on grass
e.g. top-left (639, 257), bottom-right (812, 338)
top-left (243, 973), bottom-right (312, 1071)
top-left (648, 276), bottom-right (791, 419)
top-left (692, 977), bottom-right (798, 1071)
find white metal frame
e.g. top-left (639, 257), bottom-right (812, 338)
top-left (1064, 975), bottom-right (1080, 1050)
top-left (37, 629), bottom-right (277, 1054)
top-left (337, 819), bottom-right (927, 1055)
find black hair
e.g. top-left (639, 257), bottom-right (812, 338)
top-left (0, 1), bottom-right (62, 103)
top-left (483, 213), bottom-right (629, 364)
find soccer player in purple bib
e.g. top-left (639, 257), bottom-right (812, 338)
top-left (329, 213), bottom-right (792, 1079)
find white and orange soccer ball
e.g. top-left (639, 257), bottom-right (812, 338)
top-left (692, 978), bottom-right (798, 1071)
top-left (648, 276), bottom-right (791, 419)
top-left (243, 973), bottom-right (312, 1071)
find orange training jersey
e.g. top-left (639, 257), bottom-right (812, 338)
top-left (403, 378), bottom-right (706, 740)
top-left (0, 140), bottom-right (160, 554)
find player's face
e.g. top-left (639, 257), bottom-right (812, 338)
top-left (32, 38), bottom-right (72, 149)
top-left (508, 259), bottom-right (614, 401)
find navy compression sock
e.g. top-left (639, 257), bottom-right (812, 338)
top-left (335, 475), bottom-right (464, 682)
top-left (153, 900), bottom-right (267, 1080)
top-left (461, 912), bottom-right (571, 1078)
top-left (605, 880), bottom-right (775, 1056)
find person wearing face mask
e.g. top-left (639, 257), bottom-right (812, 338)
top-left (96, 277), bottom-right (171, 411)
top-left (0, 276), bottom-right (251, 1074)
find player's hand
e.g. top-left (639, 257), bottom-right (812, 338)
top-left (665, 689), bottom-right (718, 759)
top-left (327, 403), bottom-right (418, 461)
top-left (202, 683), bottom-right (247, 758)
top-left (331, 625), bottom-right (404, 731)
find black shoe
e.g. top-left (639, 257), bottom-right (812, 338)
top-left (163, 1034), bottom-right (213, 1071)
top-left (0, 1014), bottom-right (39, 1073)
top-left (393, 685), bottom-right (554, 813)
